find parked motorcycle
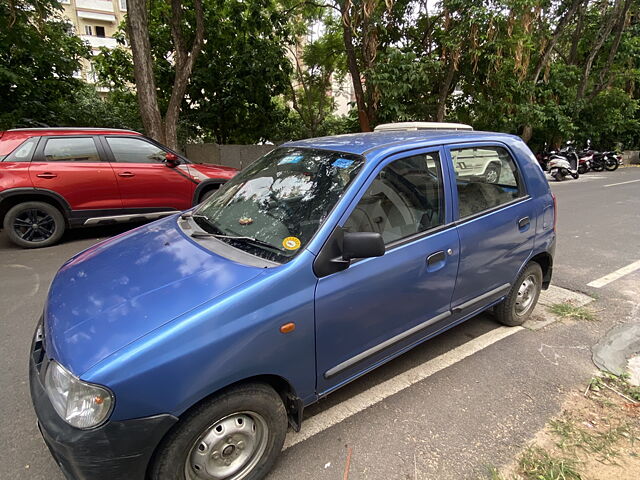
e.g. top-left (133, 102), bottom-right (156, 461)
top-left (548, 142), bottom-right (580, 181)
top-left (590, 151), bottom-right (620, 171)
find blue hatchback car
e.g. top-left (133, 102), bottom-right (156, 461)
top-left (30, 127), bottom-right (555, 480)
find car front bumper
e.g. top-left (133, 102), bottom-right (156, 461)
top-left (29, 320), bottom-right (178, 480)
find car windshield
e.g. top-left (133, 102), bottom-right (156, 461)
top-left (193, 147), bottom-right (364, 262)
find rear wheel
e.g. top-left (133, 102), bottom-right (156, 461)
top-left (494, 262), bottom-right (543, 326)
top-left (3, 201), bottom-right (65, 248)
top-left (604, 158), bottom-right (619, 171)
top-left (150, 383), bottom-right (287, 480)
top-left (484, 163), bottom-right (501, 184)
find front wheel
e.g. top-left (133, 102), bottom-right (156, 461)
top-left (3, 201), bottom-right (66, 248)
top-left (494, 262), bottom-right (543, 326)
top-left (484, 163), bottom-right (501, 184)
top-left (150, 383), bottom-right (287, 480)
top-left (604, 159), bottom-right (619, 171)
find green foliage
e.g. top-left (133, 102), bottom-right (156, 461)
top-left (96, 0), bottom-right (294, 144)
top-left (0, 0), bottom-right (91, 129)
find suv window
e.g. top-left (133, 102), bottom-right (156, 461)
top-left (106, 137), bottom-right (166, 163)
top-left (451, 146), bottom-right (524, 218)
top-left (43, 137), bottom-right (100, 162)
top-left (4, 137), bottom-right (39, 162)
top-left (344, 152), bottom-right (445, 245)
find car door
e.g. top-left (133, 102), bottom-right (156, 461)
top-left (29, 136), bottom-right (122, 210)
top-left (315, 148), bottom-right (460, 394)
top-left (102, 135), bottom-right (195, 210)
top-left (445, 143), bottom-right (535, 317)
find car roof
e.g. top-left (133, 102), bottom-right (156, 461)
top-left (0, 128), bottom-right (142, 155)
top-left (283, 130), bottom-right (520, 157)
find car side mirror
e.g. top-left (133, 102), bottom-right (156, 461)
top-left (313, 228), bottom-right (385, 278)
top-left (165, 152), bottom-right (180, 167)
top-left (342, 232), bottom-right (385, 261)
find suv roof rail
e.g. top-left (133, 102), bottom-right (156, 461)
top-left (374, 122), bottom-right (473, 132)
top-left (7, 127), bottom-right (138, 133)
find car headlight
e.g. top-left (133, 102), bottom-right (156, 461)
top-left (44, 361), bottom-right (114, 429)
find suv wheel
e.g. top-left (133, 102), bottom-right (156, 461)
top-left (150, 383), bottom-right (287, 480)
top-left (494, 262), bottom-right (543, 326)
top-left (4, 201), bottom-right (66, 248)
top-left (484, 163), bottom-right (501, 183)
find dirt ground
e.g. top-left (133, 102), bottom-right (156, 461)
top-left (497, 376), bottom-right (640, 480)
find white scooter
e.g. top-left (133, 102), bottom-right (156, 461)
top-left (547, 142), bottom-right (580, 181)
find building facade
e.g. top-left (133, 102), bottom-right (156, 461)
top-left (59, 0), bottom-right (128, 85)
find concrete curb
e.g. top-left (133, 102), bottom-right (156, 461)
top-left (524, 285), bottom-right (594, 331)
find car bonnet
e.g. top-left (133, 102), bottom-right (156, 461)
top-left (44, 215), bottom-right (265, 375)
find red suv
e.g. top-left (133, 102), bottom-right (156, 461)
top-left (0, 128), bottom-right (237, 248)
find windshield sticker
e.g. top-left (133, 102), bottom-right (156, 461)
top-left (332, 158), bottom-right (354, 169)
top-left (278, 155), bottom-right (304, 165)
top-left (282, 236), bottom-right (301, 251)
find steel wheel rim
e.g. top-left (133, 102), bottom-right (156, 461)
top-left (185, 411), bottom-right (269, 480)
top-left (514, 274), bottom-right (538, 316)
top-left (13, 208), bottom-right (56, 243)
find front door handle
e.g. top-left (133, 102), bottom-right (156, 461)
top-left (426, 250), bottom-right (446, 267)
top-left (518, 216), bottom-right (530, 229)
top-left (118, 171), bottom-right (135, 178)
top-left (36, 172), bottom-right (57, 179)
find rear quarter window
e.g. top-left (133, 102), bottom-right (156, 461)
top-left (3, 137), bottom-right (39, 162)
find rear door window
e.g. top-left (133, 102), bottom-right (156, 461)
top-left (450, 146), bottom-right (525, 219)
top-left (42, 137), bottom-right (101, 162)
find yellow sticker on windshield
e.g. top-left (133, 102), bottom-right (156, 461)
top-left (282, 236), bottom-right (301, 251)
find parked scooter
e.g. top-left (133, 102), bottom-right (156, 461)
top-left (591, 151), bottom-right (620, 171)
top-left (548, 141), bottom-right (580, 181)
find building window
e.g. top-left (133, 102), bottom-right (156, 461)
top-left (119, 0), bottom-right (127, 10)
top-left (84, 25), bottom-right (92, 35)
top-left (95, 26), bottom-right (106, 38)
top-left (60, 0), bottom-right (71, 4)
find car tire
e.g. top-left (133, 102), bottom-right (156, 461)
top-left (484, 163), bottom-right (501, 183)
top-left (149, 383), bottom-right (287, 480)
top-left (199, 188), bottom-right (218, 204)
top-left (4, 201), bottom-right (66, 248)
top-left (494, 262), bottom-right (543, 327)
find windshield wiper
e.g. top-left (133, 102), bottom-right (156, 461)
top-left (190, 232), bottom-right (279, 251)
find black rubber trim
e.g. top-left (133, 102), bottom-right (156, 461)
top-left (0, 187), bottom-right (72, 213)
top-left (324, 311), bottom-right (451, 378)
top-left (452, 283), bottom-right (511, 313)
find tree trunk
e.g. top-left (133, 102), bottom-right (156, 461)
top-left (576, 0), bottom-right (622, 101)
top-left (568, 4), bottom-right (584, 65)
top-left (340, 4), bottom-right (371, 132)
top-left (532, 0), bottom-right (584, 84)
top-left (521, 124), bottom-right (533, 143)
top-left (126, 0), bottom-right (164, 142)
top-left (590, 0), bottom-right (633, 99)
top-left (435, 56), bottom-right (456, 122)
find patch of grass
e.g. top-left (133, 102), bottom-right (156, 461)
top-left (548, 302), bottom-right (596, 321)
top-left (590, 372), bottom-right (640, 402)
top-left (518, 447), bottom-right (582, 480)
top-left (550, 416), bottom-right (630, 463)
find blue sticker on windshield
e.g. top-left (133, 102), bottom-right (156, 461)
top-left (278, 155), bottom-right (303, 165)
top-left (332, 158), bottom-right (354, 169)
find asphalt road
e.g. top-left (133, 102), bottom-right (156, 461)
top-left (0, 167), bottom-right (639, 480)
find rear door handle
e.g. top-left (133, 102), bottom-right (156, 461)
top-left (426, 250), bottom-right (446, 267)
top-left (118, 172), bottom-right (135, 178)
top-left (36, 172), bottom-right (57, 179)
top-left (518, 216), bottom-right (530, 229)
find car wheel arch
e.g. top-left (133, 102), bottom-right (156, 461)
top-left (193, 180), bottom-right (226, 206)
top-left (0, 189), bottom-right (70, 227)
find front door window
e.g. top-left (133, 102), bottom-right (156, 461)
top-left (344, 152), bottom-right (445, 245)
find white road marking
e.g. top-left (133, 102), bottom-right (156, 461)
top-left (603, 178), bottom-right (640, 188)
top-left (587, 260), bottom-right (640, 288)
top-left (283, 326), bottom-right (522, 450)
